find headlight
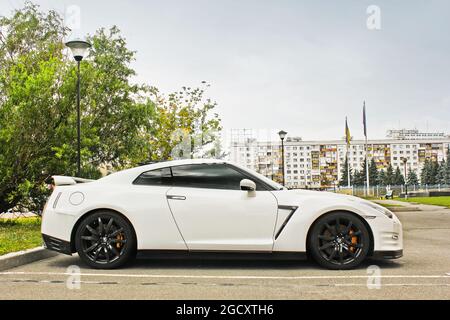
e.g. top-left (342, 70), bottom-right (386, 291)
top-left (360, 201), bottom-right (393, 219)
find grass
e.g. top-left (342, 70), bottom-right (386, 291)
top-left (0, 217), bottom-right (42, 256)
top-left (397, 196), bottom-right (450, 208)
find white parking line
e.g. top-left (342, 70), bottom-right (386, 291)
top-left (0, 271), bottom-right (449, 280)
top-left (1, 278), bottom-right (449, 288)
top-left (335, 283), bottom-right (450, 287)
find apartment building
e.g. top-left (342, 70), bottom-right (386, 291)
top-left (229, 134), bottom-right (450, 189)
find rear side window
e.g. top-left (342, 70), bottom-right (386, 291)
top-left (133, 168), bottom-right (172, 186)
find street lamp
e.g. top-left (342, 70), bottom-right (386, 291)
top-left (402, 157), bottom-right (408, 198)
top-left (65, 39), bottom-right (91, 177)
top-left (278, 130), bottom-right (287, 186)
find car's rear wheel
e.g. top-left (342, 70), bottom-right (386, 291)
top-left (75, 211), bottom-right (136, 269)
top-left (308, 212), bottom-right (370, 270)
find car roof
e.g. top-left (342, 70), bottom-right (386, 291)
top-left (140, 158), bottom-right (229, 170)
top-left (98, 159), bottom-right (231, 184)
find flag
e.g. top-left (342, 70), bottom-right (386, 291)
top-left (345, 117), bottom-right (351, 146)
top-left (363, 101), bottom-right (367, 138)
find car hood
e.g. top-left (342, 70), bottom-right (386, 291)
top-left (286, 189), bottom-right (356, 199)
top-left (271, 189), bottom-right (364, 207)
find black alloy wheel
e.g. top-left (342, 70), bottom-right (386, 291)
top-left (75, 211), bottom-right (136, 269)
top-left (309, 212), bottom-right (370, 270)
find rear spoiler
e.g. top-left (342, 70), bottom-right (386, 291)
top-left (52, 175), bottom-right (94, 186)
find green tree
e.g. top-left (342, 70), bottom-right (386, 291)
top-left (0, 6), bottom-right (153, 212)
top-left (369, 158), bottom-right (378, 185)
top-left (437, 153), bottom-right (450, 186)
top-left (79, 26), bottom-right (157, 169)
top-left (352, 169), bottom-right (365, 186)
top-left (393, 166), bottom-right (405, 185)
top-left (445, 150), bottom-right (450, 185)
top-left (146, 84), bottom-right (221, 161)
top-left (0, 3), bottom-right (68, 212)
top-left (421, 159), bottom-right (430, 184)
top-left (406, 168), bottom-right (419, 185)
top-left (421, 159), bottom-right (439, 185)
top-left (377, 169), bottom-right (386, 186)
top-left (436, 160), bottom-right (446, 185)
top-left (339, 156), bottom-right (352, 186)
top-left (353, 159), bottom-right (369, 187)
top-left (431, 161), bottom-right (439, 184)
top-left (0, 3), bottom-right (222, 213)
top-left (384, 164), bottom-right (394, 185)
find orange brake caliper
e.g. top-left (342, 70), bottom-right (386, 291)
top-left (349, 229), bottom-right (358, 252)
top-left (116, 233), bottom-right (124, 249)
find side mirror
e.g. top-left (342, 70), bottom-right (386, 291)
top-left (240, 179), bottom-right (256, 192)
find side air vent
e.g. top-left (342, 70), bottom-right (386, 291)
top-left (275, 205), bottom-right (298, 239)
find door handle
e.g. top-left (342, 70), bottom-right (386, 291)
top-left (167, 195), bottom-right (186, 200)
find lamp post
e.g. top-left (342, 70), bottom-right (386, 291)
top-left (402, 157), bottom-right (408, 198)
top-left (278, 130), bottom-right (287, 186)
top-left (65, 39), bottom-right (91, 177)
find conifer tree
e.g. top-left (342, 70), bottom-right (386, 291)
top-left (377, 169), bottom-right (386, 186)
top-left (339, 156), bottom-right (352, 186)
top-left (394, 166), bottom-right (405, 185)
top-left (406, 168), bottom-right (419, 185)
top-left (385, 164), bottom-right (394, 185)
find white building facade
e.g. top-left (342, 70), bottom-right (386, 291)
top-left (229, 137), bottom-right (450, 189)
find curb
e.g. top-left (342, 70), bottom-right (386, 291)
top-left (0, 246), bottom-right (58, 271)
top-left (389, 206), bottom-right (420, 212)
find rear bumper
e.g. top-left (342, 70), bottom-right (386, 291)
top-left (371, 249), bottom-right (403, 259)
top-left (42, 234), bottom-right (72, 255)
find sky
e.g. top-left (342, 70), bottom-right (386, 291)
top-left (2, 0), bottom-right (450, 140)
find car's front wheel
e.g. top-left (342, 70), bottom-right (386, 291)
top-left (75, 210), bottom-right (136, 269)
top-left (308, 212), bottom-right (370, 270)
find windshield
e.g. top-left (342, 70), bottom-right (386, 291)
top-left (230, 163), bottom-right (285, 190)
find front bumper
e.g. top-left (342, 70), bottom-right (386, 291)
top-left (369, 211), bottom-right (403, 253)
top-left (42, 234), bottom-right (72, 255)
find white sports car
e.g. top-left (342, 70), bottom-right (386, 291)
top-left (41, 159), bottom-right (403, 269)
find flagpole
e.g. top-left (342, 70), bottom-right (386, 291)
top-left (345, 116), bottom-right (351, 188)
top-left (365, 133), bottom-right (370, 195)
top-left (347, 145), bottom-right (351, 188)
top-left (364, 101), bottom-right (370, 196)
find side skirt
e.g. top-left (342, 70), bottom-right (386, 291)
top-left (370, 250), bottom-right (403, 259)
top-left (136, 250), bottom-right (307, 261)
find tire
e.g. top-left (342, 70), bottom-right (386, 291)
top-left (75, 210), bottom-right (136, 269)
top-left (308, 212), bottom-right (370, 270)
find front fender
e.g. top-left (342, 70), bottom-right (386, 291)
top-left (271, 191), bottom-right (394, 252)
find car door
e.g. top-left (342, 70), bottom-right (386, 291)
top-left (166, 163), bottom-right (278, 251)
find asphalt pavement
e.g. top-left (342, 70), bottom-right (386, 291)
top-left (0, 202), bottom-right (449, 299)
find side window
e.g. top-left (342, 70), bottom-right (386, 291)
top-left (171, 164), bottom-right (266, 190)
top-left (133, 167), bottom-right (172, 186)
